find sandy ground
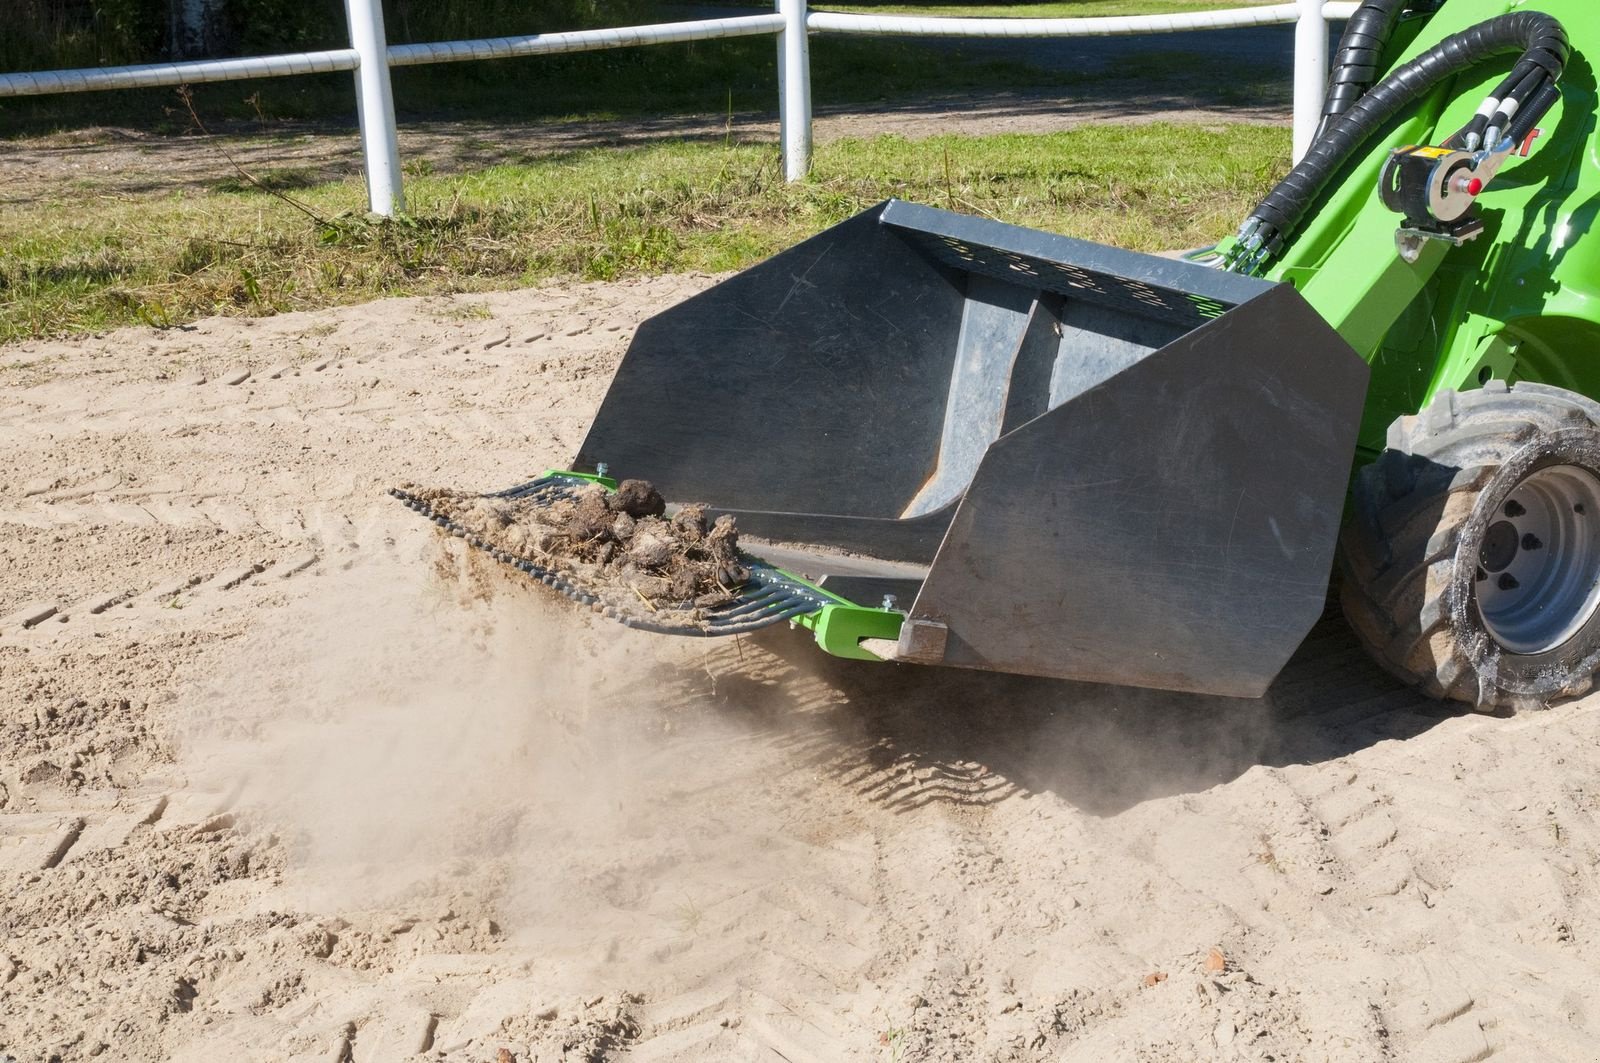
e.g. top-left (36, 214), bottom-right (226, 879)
top-left (4, 278), bottom-right (1600, 1063)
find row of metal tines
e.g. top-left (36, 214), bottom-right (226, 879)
top-left (389, 479), bottom-right (833, 636)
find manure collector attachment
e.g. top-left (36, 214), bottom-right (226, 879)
top-left (413, 201), bottom-right (1370, 698)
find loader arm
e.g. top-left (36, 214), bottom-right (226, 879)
top-left (1246, 0), bottom-right (1597, 456)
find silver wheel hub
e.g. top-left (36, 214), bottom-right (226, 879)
top-left (1474, 464), bottom-right (1600, 655)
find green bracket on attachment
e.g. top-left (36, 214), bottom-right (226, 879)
top-left (541, 468), bottom-right (619, 490)
top-left (803, 603), bottom-right (905, 661)
top-left (779, 568), bottom-right (905, 661)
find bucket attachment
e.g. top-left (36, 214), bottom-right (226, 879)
top-left (406, 200), bottom-right (1369, 697)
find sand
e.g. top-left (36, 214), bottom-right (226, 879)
top-left (4, 276), bottom-right (1600, 1062)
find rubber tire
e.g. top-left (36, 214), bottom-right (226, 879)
top-left (1340, 380), bottom-right (1600, 712)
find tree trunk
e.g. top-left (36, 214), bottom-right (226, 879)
top-left (169, 0), bottom-right (226, 58)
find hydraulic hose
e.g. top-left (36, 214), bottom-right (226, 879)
top-left (1506, 79), bottom-right (1561, 148)
top-left (1315, 0), bottom-right (1411, 142)
top-left (1231, 11), bottom-right (1567, 271)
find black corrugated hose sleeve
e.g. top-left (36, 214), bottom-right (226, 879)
top-left (1507, 80), bottom-right (1562, 146)
top-left (1315, 0), bottom-right (1410, 140)
top-left (1248, 11), bottom-right (1567, 247)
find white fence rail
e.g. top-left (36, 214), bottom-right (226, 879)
top-left (0, 0), bottom-right (1360, 215)
top-left (806, 3), bottom-right (1309, 35)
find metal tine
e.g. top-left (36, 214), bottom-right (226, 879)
top-left (493, 474), bottom-right (559, 491)
top-left (704, 605), bottom-right (802, 630)
top-left (712, 593), bottom-right (812, 623)
top-left (696, 592), bottom-right (768, 617)
top-left (621, 616), bottom-right (717, 636)
top-left (624, 607), bottom-right (805, 636)
top-left (497, 487), bottom-right (563, 503)
top-left (489, 549), bottom-right (805, 634)
top-left (701, 582), bottom-right (797, 613)
top-left (746, 570), bottom-right (812, 595)
top-left (706, 588), bottom-right (791, 620)
top-left (705, 603), bottom-right (819, 633)
top-left (492, 476), bottom-right (570, 499)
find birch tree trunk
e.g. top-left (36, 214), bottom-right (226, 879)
top-left (169, 0), bottom-right (226, 58)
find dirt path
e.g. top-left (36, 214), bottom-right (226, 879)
top-left (3, 280), bottom-right (1600, 1062)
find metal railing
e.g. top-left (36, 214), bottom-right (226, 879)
top-left (0, 0), bottom-right (1360, 215)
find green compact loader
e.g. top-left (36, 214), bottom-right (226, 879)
top-left (399, 0), bottom-right (1600, 711)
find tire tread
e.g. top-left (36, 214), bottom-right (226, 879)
top-left (1341, 382), bottom-right (1600, 711)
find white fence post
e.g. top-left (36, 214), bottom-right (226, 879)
top-left (1292, 0), bottom-right (1329, 162)
top-left (778, 0), bottom-right (812, 181)
top-left (345, 0), bottom-right (404, 215)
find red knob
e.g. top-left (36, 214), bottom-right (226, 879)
top-left (1467, 178), bottom-right (1484, 196)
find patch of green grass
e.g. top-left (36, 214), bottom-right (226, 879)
top-left (212, 167), bottom-right (323, 195)
top-left (0, 123), bottom-right (1289, 343)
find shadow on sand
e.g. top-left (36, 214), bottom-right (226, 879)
top-left (624, 601), bottom-right (1458, 818)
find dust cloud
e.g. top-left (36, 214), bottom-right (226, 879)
top-left (174, 540), bottom-right (807, 939)
top-left (166, 530), bottom-right (1315, 1056)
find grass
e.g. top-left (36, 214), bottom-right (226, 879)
top-left (0, 123), bottom-right (1290, 343)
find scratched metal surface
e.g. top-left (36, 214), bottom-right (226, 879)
top-left (910, 282), bottom-right (1370, 697)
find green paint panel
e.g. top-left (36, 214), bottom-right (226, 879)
top-left (1254, 0), bottom-right (1600, 455)
top-left (774, 567), bottom-right (905, 660)
top-left (806, 604), bottom-right (906, 661)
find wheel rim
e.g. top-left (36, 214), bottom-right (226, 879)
top-left (1474, 464), bottom-right (1600, 655)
